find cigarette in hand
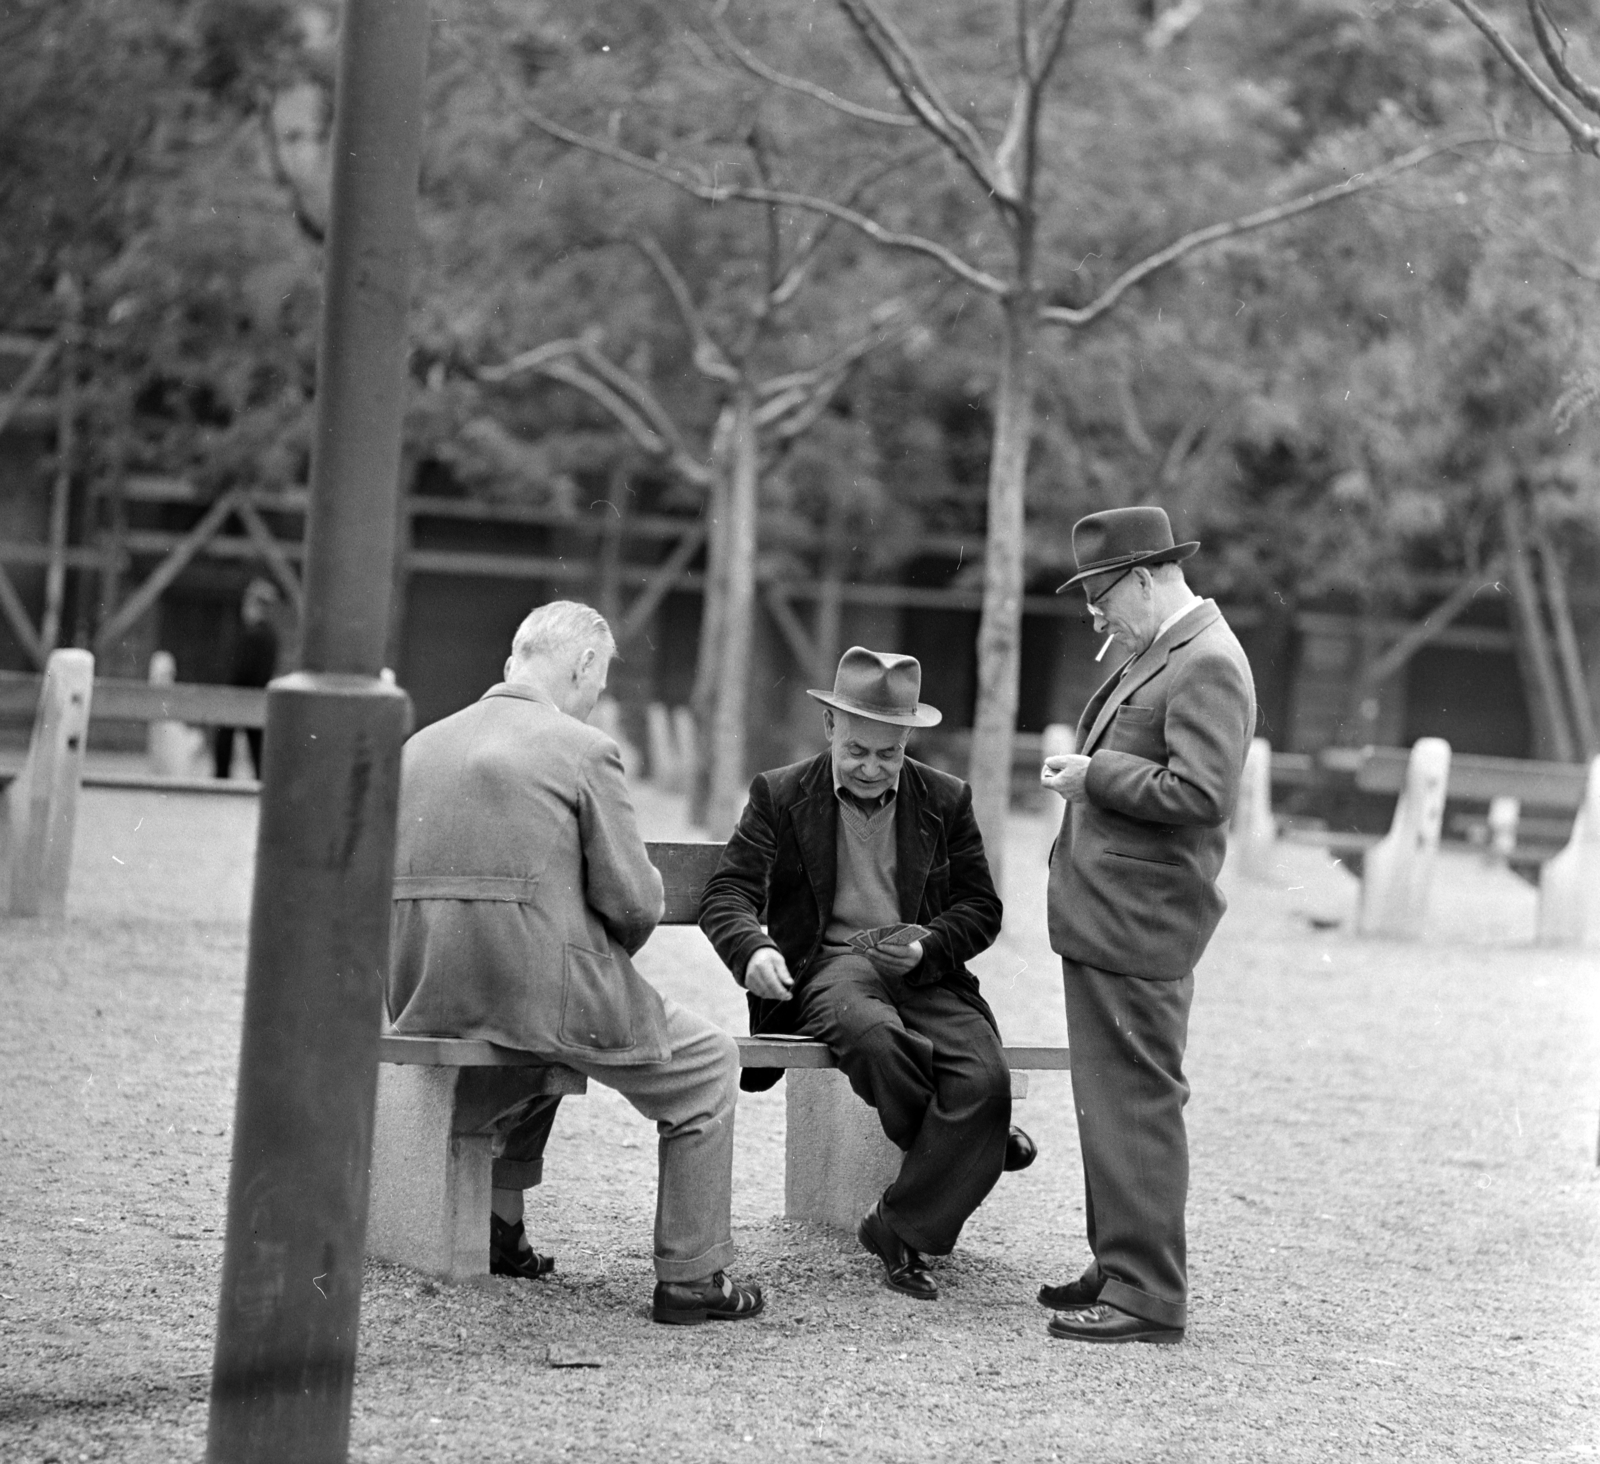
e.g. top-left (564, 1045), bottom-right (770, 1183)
top-left (1095, 632), bottom-right (1116, 663)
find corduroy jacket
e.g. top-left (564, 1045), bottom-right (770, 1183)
top-left (698, 751), bottom-right (1003, 1088)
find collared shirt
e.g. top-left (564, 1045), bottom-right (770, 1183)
top-left (1154, 595), bottom-right (1204, 644)
top-left (824, 766), bottom-right (900, 950)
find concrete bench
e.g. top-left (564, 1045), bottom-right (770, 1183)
top-left (368, 839), bottom-right (1070, 1281)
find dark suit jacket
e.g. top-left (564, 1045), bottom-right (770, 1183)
top-left (698, 752), bottom-right (1004, 1088)
top-left (1047, 600), bottom-right (1256, 980)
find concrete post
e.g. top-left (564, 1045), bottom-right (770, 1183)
top-left (1041, 723), bottom-right (1076, 760)
top-left (1537, 756), bottom-right (1600, 948)
top-left (1357, 737), bottom-right (1451, 939)
top-left (4, 648), bottom-right (94, 918)
top-left (1230, 736), bottom-right (1277, 881)
top-left (146, 650), bottom-right (193, 777)
top-left (784, 1069), bottom-right (901, 1232)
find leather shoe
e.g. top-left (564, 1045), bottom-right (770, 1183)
top-left (1046, 1302), bottom-right (1183, 1345)
top-left (652, 1271), bottom-right (765, 1325)
top-left (1003, 1125), bottom-right (1037, 1172)
top-left (490, 1214), bottom-right (554, 1280)
top-left (857, 1200), bottom-right (937, 1300)
top-left (1037, 1272), bottom-right (1099, 1309)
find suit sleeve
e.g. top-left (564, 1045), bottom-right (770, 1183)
top-left (1084, 648), bottom-right (1253, 828)
top-left (696, 773), bottom-right (781, 987)
top-left (577, 738), bottom-right (664, 956)
top-left (910, 781), bottom-right (1003, 986)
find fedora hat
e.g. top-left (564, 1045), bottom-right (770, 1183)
top-left (806, 646), bottom-right (942, 728)
top-left (1055, 506), bottom-right (1199, 594)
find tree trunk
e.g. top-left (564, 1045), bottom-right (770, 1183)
top-left (968, 292), bottom-right (1038, 878)
top-left (687, 420), bottom-right (734, 826)
top-left (705, 388), bottom-right (760, 837)
top-left (1534, 524), bottom-right (1600, 758)
top-left (1501, 498), bottom-right (1576, 762)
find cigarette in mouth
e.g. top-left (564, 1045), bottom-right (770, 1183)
top-left (1095, 632), bottom-right (1116, 663)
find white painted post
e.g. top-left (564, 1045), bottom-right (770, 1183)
top-left (1537, 756), bottom-right (1600, 948)
top-left (146, 650), bottom-right (192, 777)
top-left (1486, 795), bottom-right (1520, 866)
top-left (671, 706), bottom-right (697, 791)
top-left (1230, 736), bottom-right (1277, 881)
top-left (1041, 723), bottom-right (1076, 760)
top-left (646, 703), bottom-right (680, 791)
top-left (5, 648), bottom-right (94, 918)
top-left (1357, 737), bottom-right (1451, 939)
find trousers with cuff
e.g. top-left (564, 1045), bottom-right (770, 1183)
top-left (1060, 957), bottom-right (1193, 1330)
top-left (487, 995), bottom-right (740, 1284)
top-left (795, 952), bottom-right (1010, 1256)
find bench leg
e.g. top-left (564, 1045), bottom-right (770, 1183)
top-left (368, 1065), bottom-right (492, 1281)
top-left (784, 1068), bottom-right (902, 1233)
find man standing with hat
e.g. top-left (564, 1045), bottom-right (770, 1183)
top-left (1039, 507), bottom-right (1255, 1344)
top-left (700, 647), bottom-right (1030, 1300)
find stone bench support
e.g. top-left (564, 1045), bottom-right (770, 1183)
top-left (368, 1034), bottom-right (1065, 1281)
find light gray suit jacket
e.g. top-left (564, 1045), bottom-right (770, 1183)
top-left (1047, 600), bottom-right (1256, 980)
top-left (386, 683), bottom-right (669, 1064)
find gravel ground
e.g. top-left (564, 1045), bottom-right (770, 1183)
top-left (2, 784), bottom-right (1597, 1463)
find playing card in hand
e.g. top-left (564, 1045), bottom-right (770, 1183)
top-left (847, 922), bottom-right (933, 953)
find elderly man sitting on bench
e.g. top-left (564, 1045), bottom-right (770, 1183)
top-left (699, 646), bottom-right (1034, 1302)
top-left (385, 600), bottom-right (764, 1325)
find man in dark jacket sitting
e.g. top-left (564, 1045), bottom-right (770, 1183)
top-left (699, 647), bottom-right (1030, 1301)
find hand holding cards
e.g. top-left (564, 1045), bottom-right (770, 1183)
top-left (847, 922), bottom-right (932, 954)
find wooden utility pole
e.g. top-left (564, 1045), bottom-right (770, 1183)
top-left (205, 2), bottom-right (428, 1460)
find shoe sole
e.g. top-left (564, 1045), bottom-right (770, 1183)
top-left (1046, 1324), bottom-right (1184, 1344)
top-left (651, 1298), bottom-right (766, 1326)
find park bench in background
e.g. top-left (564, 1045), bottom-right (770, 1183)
top-left (368, 839), bottom-right (1071, 1282)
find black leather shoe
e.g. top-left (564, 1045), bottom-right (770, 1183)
top-left (652, 1271), bottom-right (765, 1325)
top-left (1037, 1272), bottom-right (1099, 1309)
top-left (857, 1200), bottom-right (937, 1300)
top-left (490, 1214), bottom-right (555, 1280)
top-left (1003, 1125), bottom-right (1038, 1172)
top-left (1046, 1302), bottom-right (1183, 1344)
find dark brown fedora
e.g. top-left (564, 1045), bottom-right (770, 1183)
top-left (806, 646), bottom-right (942, 728)
top-left (1055, 506), bottom-right (1199, 594)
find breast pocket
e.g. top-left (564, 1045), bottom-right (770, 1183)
top-left (1108, 703), bottom-right (1166, 758)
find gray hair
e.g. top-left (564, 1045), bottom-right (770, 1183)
top-left (510, 600), bottom-right (616, 664)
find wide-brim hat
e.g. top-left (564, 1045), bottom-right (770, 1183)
top-left (1055, 506), bottom-right (1199, 593)
top-left (806, 646), bottom-right (942, 728)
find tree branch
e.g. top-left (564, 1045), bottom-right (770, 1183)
top-left (1527, 0), bottom-right (1600, 119)
top-left (700, 4), bottom-right (919, 128)
top-left (1041, 136), bottom-right (1499, 329)
top-left (627, 235), bottom-right (740, 383)
top-left (479, 337), bottom-right (717, 488)
top-left (1446, 0), bottom-right (1600, 155)
top-left (834, 0), bottom-right (1016, 209)
top-left (491, 76), bottom-right (1007, 293)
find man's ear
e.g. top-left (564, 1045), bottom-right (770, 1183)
top-left (822, 709), bottom-right (834, 739)
top-left (503, 656), bottom-right (515, 680)
top-left (574, 647), bottom-right (594, 682)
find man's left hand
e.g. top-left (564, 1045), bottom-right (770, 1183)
top-left (1042, 752), bottom-right (1091, 801)
top-left (867, 939), bottom-right (923, 977)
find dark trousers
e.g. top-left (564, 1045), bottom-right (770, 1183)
top-left (1061, 958), bottom-right (1193, 1329)
top-left (796, 953), bottom-right (1010, 1256)
top-left (212, 726), bottom-right (263, 780)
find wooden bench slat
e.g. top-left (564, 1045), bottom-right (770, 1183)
top-left (380, 1032), bottom-right (1066, 1071)
top-left (645, 840), bottom-right (727, 924)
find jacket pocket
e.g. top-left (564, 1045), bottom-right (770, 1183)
top-left (1104, 848), bottom-right (1182, 869)
top-left (1113, 704), bottom-right (1156, 724)
top-left (559, 944), bottom-right (635, 1051)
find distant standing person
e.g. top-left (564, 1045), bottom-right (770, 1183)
top-left (1039, 507), bottom-right (1255, 1345)
top-left (212, 577), bottom-right (280, 780)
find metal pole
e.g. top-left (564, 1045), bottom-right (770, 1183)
top-left (207, 3), bottom-right (428, 1461)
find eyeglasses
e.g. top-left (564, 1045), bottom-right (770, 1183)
top-left (1084, 568), bottom-right (1133, 611)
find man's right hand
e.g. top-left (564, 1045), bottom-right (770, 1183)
top-left (743, 947), bottom-right (794, 1001)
